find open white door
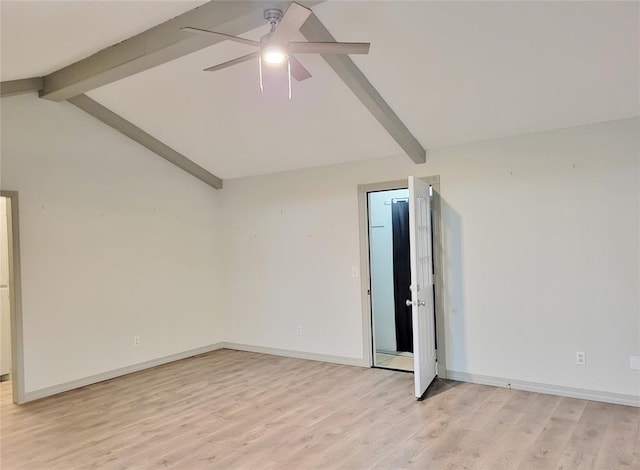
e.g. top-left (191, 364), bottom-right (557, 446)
top-left (408, 177), bottom-right (437, 399)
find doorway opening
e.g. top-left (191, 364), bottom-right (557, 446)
top-left (1, 196), bottom-right (11, 383)
top-left (358, 177), bottom-right (445, 381)
top-left (367, 188), bottom-right (414, 372)
top-left (0, 191), bottom-right (24, 404)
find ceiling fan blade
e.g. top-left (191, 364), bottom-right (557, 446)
top-left (270, 2), bottom-right (312, 44)
top-left (290, 56), bottom-right (312, 81)
top-left (288, 42), bottom-right (370, 55)
top-left (181, 27), bottom-right (261, 48)
top-left (203, 51), bottom-right (261, 72)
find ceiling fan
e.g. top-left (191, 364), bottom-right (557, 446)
top-left (181, 2), bottom-right (370, 98)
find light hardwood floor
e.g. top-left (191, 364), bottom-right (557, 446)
top-left (1, 349), bottom-right (638, 469)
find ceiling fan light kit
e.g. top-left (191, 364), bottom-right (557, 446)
top-left (181, 2), bottom-right (371, 100)
top-left (262, 46), bottom-right (288, 65)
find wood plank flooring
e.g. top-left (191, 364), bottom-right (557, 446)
top-left (1, 349), bottom-right (638, 469)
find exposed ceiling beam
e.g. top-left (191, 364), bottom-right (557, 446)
top-left (300, 14), bottom-right (426, 164)
top-left (1, 77), bottom-right (44, 98)
top-left (40, 0), bottom-right (324, 102)
top-left (38, 1), bottom-right (423, 167)
top-left (68, 94), bottom-right (223, 190)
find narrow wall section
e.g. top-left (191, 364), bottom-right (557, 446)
top-left (0, 94), bottom-right (225, 393)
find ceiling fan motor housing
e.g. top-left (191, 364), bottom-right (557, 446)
top-left (264, 9), bottom-right (283, 25)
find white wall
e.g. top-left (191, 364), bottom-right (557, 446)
top-left (219, 174), bottom-right (364, 358)
top-left (368, 189), bottom-right (408, 353)
top-left (1, 92), bottom-right (637, 403)
top-left (222, 118), bottom-right (639, 399)
top-left (0, 93), bottom-right (225, 393)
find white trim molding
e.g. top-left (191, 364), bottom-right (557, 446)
top-left (223, 342), bottom-right (367, 368)
top-left (1, 191), bottom-right (25, 404)
top-left (446, 370), bottom-right (640, 408)
top-left (23, 342), bottom-right (225, 402)
top-left (22, 343), bottom-right (364, 403)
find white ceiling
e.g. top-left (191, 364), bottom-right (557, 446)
top-left (2, 1), bottom-right (638, 180)
top-left (86, 24), bottom-right (405, 178)
top-left (0, 0), bottom-right (207, 80)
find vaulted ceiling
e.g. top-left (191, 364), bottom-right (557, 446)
top-left (2, 1), bottom-right (638, 181)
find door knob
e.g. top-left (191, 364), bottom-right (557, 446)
top-left (406, 299), bottom-right (426, 307)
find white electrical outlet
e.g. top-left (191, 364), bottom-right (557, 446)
top-left (133, 336), bottom-right (140, 346)
top-left (352, 267), bottom-right (359, 279)
top-left (576, 351), bottom-right (585, 365)
top-left (296, 325), bottom-right (303, 335)
top-left (630, 356), bottom-right (640, 370)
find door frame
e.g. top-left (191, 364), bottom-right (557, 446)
top-left (357, 176), bottom-right (446, 377)
top-left (1, 191), bottom-right (25, 404)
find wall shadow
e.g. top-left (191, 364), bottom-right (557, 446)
top-left (439, 196), bottom-right (467, 375)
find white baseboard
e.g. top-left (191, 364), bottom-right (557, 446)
top-left (23, 342), bottom-right (226, 403)
top-left (446, 370), bottom-right (640, 408)
top-left (25, 345), bottom-right (635, 408)
top-left (223, 342), bottom-right (367, 368)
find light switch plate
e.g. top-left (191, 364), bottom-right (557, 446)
top-left (630, 356), bottom-right (640, 370)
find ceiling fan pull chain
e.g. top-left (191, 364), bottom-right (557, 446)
top-left (287, 57), bottom-right (292, 100)
top-left (258, 56), bottom-right (264, 94)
